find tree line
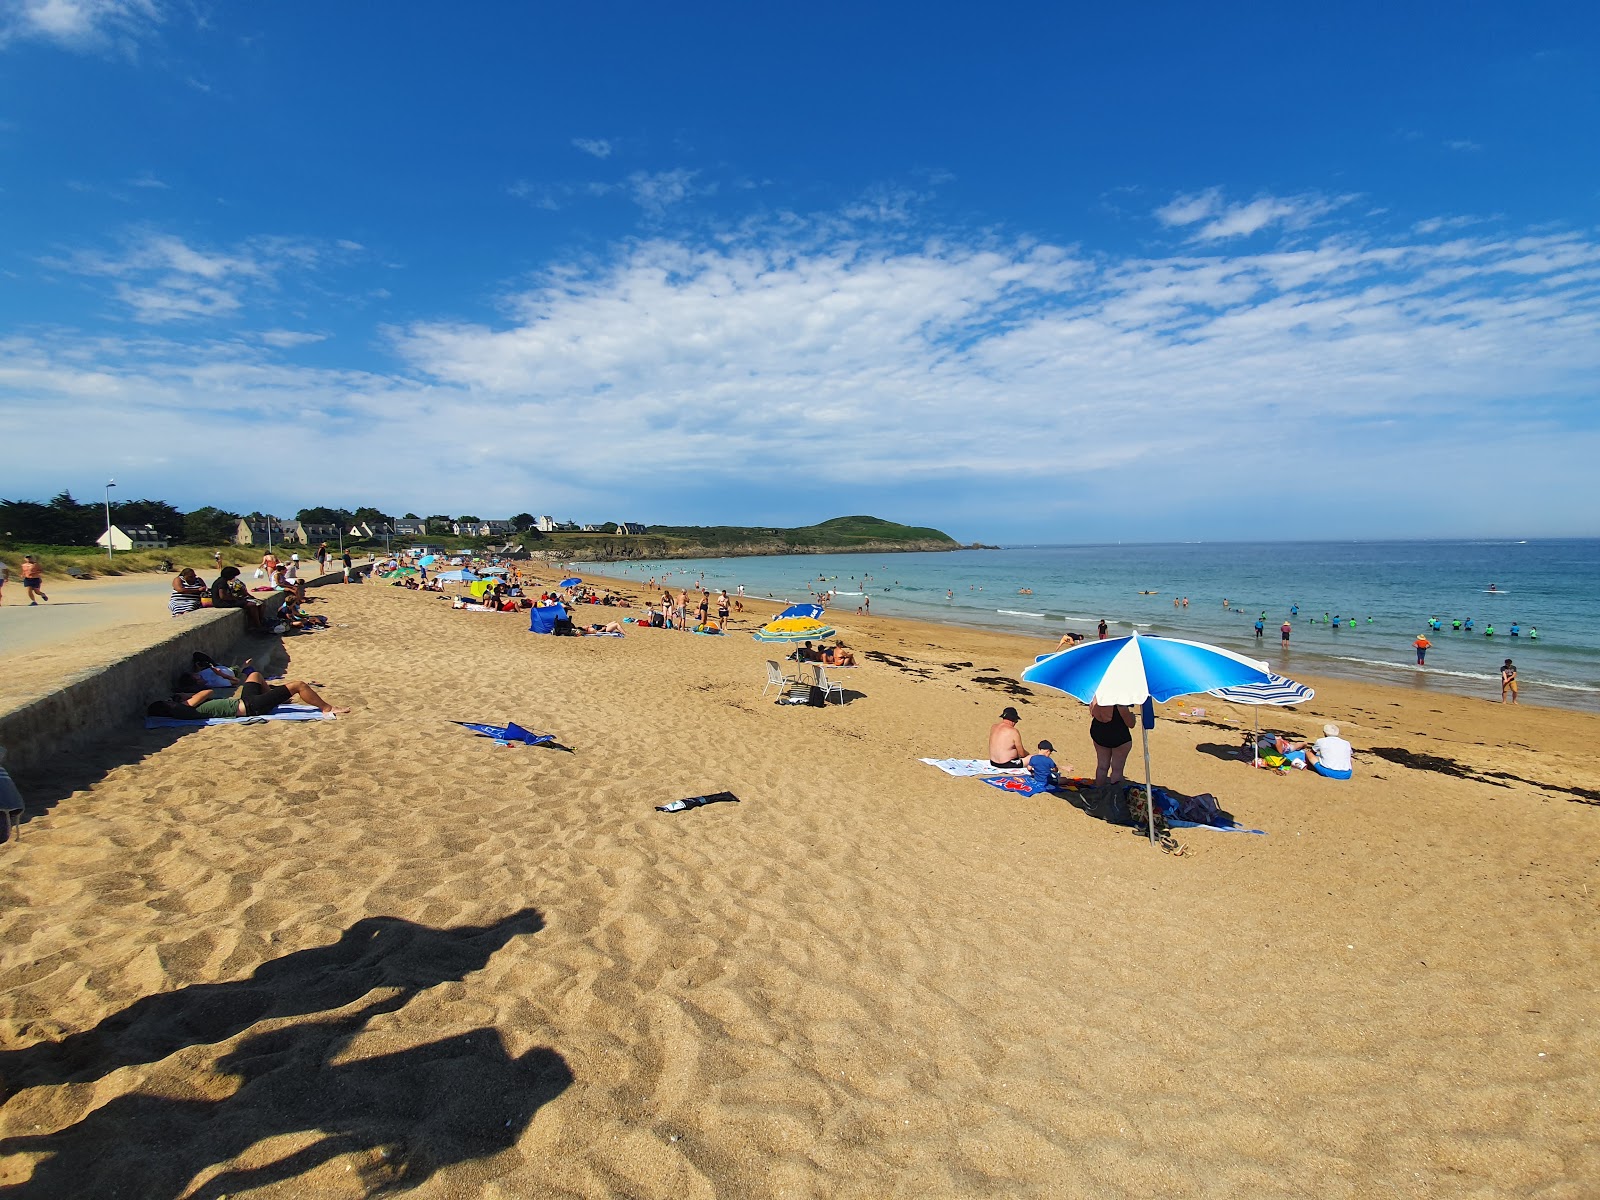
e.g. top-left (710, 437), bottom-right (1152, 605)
top-left (0, 493), bottom-right (551, 546)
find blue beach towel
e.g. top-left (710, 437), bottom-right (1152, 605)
top-left (145, 704), bottom-right (334, 728)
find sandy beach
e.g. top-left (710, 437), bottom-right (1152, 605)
top-left (2, 569), bottom-right (1597, 1197)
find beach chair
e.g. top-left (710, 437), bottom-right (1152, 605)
top-left (813, 664), bottom-right (846, 706)
top-left (762, 660), bottom-right (797, 698)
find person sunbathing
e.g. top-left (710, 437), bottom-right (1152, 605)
top-left (824, 643), bottom-right (856, 666)
top-left (155, 670), bottom-right (349, 718)
top-left (578, 620), bottom-right (625, 635)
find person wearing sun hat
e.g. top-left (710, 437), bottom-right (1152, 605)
top-left (988, 706), bottom-right (1028, 768)
top-left (1306, 723), bottom-right (1354, 780)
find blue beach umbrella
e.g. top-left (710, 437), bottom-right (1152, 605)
top-left (1022, 633), bottom-right (1271, 845)
top-left (560, 576), bottom-right (582, 588)
top-left (1209, 673), bottom-right (1315, 767)
top-left (438, 569), bottom-right (480, 583)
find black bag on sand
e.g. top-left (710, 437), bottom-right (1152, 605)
top-left (1082, 784), bottom-right (1133, 826)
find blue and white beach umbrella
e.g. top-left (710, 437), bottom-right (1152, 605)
top-left (1022, 633), bottom-right (1271, 845)
top-left (1209, 673), bottom-right (1315, 766)
top-left (1023, 632), bottom-right (1272, 705)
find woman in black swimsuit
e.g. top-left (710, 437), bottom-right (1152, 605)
top-left (1088, 700), bottom-right (1136, 786)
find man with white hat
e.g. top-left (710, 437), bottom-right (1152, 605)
top-left (1306, 723), bottom-right (1353, 780)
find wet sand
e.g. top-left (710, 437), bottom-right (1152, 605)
top-left (1, 570), bottom-right (1596, 1197)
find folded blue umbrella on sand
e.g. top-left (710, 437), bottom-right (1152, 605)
top-left (452, 720), bottom-right (555, 746)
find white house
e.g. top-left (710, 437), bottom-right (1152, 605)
top-left (97, 524), bottom-right (170, 551)
top-left (534, 515), bottom-right (556, 532)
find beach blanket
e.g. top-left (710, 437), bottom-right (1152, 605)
top-left (981, 774), bottom-right (1098, 796)
top-left (451, 720), bottom-right (555, 747)
top-left (145, 704), bottom-right (334, 728)
top-left (920, 758), bottom-right (1027, 777)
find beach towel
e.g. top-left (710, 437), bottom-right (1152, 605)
top-left (1168, 817), bottom-right (1267, 835)
top-left (145, 704), bottom-right (334, 728)
top-left (920, 758), bottom-right (1028, 777)
top-left (451, 720), bottom-right (556, 747)
top-left (982, 775), bottom-right (1055, 796)
top-left (981, 774), bottom-right (1097, 796)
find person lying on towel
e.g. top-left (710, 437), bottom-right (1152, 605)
top-left (150, 670), bottom-right (350, 719)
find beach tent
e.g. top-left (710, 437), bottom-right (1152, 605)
top-left (438, 569), bottom-right (481, 583)
top-left (1209, 673), bottom-right (1315, 766)
top-left (468, 579), bottom-right (497, 600)
top-left (1022, 633), bottom-right (1271, 845)
top-left (529, 603), bottom-right (567, 634)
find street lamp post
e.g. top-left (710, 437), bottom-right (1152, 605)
top-left (104, 479), bottom-right (116, 564)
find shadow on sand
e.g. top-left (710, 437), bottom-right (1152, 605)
top-left (0, 908), bottom-right (570, 1197)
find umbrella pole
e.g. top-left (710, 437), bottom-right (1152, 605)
top-left (1254, 707), bottom-right (1260, 767)
top-left (1142, 722), bottom-right (1155, 846)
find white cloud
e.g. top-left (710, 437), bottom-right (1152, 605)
top-left (0, 0), bottom-right (161, 51)
top-left (258, 329), bottom-right (327, 349)
top-left (5, 206), bottom-right (1600, 535)
top-left (627, 168), bottom-right (712, 216)
top-left (1155, 188), bottom-right (1355, 241)
top-left (128, 171), bottom-right (167, 189)
top-left (45, 229), bottom-right (322, 323)
top-left (1445, 139), bottom-right (1483, 152)
top-left (571, 137), bottom-right (612, 159)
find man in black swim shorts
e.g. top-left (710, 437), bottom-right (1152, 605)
top-left (988, 705), bottom-right (1029, 768)
top-left (172, 670), bottom-right (351, 718)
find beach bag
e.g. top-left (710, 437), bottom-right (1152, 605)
top-left (1178, 792), bottom-right (1223, 825)
top-left (806, 684), bottom-right (827, 708)
top-left (1084, 784), bottom-right (1132, 826)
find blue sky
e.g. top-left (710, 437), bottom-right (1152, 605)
top-left (2, 2), bottom-right (1597, 542)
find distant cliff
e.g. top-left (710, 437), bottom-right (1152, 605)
top-left (540, 515), bottom-right (966, 561)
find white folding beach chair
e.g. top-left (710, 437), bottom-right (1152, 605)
top-left (762, 660), bottom-right (796, 698)
top-left (812, 664), bottom-right (846, 706)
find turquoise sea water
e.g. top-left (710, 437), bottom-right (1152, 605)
top-left (579, 540), bottom-right (1600, 712)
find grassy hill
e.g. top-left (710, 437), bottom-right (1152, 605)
top-left (538, 515), bottom-right (963, 562)
top-left (641, 515), bottom-right (960, 550)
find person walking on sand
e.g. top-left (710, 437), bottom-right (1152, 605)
top-left (1097, 618), bottom-right (1108, 640)
top-left (0, 555), bottom-right (8, 605)
top-left (1500, 659), bottom-right (1518, 704)
top-left (19, 555), bottom-right (48, 604)
top-left (212, 550), bottom-right (223, 571)
top-left (1414, 633), bottom-right (1431, 666)
top-left (260, 548), bottom-right (279, 581)
top-left (316, 542), bottom-right (329, 576)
